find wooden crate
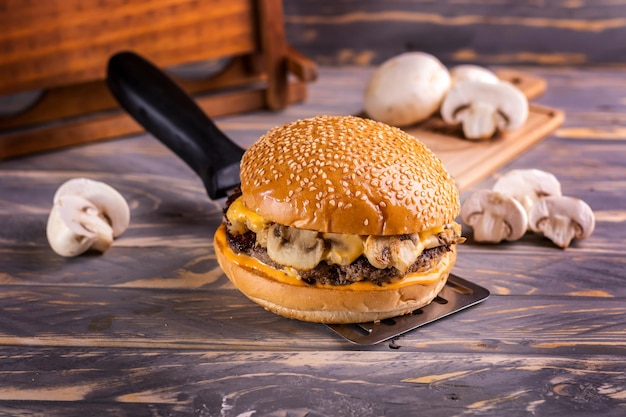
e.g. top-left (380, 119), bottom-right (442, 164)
top-left (0, 0), bottom-right (317, 160)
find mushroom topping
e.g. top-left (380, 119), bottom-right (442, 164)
top-left (461, 190), bottom-right (528, 243)
top-left (450, 64), bottom-right (499, 85)
top-left (492, 169), bottom-right (562, 213)
top-left (364, 234), bottom-right (424, 274)
top-left (266, 224), bottom-right (324, 270)
top-left (440, 80), bottom-right (529, 140)
top-left (364, 52), bottom-right (451, 127)
top-left (46, 178), bottom-right (130, 257)
top-left (528, 196), bottom-right (595, 249)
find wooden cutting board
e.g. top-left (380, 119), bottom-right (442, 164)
top-left (404, 69), bottom-right (565, 192)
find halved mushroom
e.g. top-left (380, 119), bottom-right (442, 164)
top-left (53, 178), bottom-right (130, 237)
top-left (461, 190), bottom-right (528, 243)
top-left (441, 80), bottom-right (529, 140)
top-left (364, 52), bottom-right (451, 127)
top-left (528, 196), bottom-right (595, 249)
top-left (450, 64), bottom-right (499, 85)
top-left (47, 178), bottom-right (130, 257)
top-left (492, 169), bottom-right (562, 213)
top-left (266, 224), bottom-right (324, 270)
top-left (47, 195), bottom-right (115, 257)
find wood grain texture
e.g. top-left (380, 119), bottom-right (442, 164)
top-left (282, 0), bottom-right (626, 66)
top-left (0, 66), bottom-right (625, 415)
top-left (0, 0), bottom-right (257, 94)
top-left (0, 347), bottom-right (623, 417)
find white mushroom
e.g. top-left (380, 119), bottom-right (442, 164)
top-left (46, 178), bottom-right (130, 257)
top-left (364, 234), bottom-right (424, 274)
top-left (492, 169), bottom-right (562, 213)
top-left (364, 52), bottom-right (451, 127)
top-left (461, 190), bottom-right (528, 243)
top-left (528, 196), bottom-right (595, 249)
top-left (450, 64), bottom-right (499, 85)
top-left (441, 80), bottom-right (529, 140)
top-left (47, 195), bottom-right (115, 257)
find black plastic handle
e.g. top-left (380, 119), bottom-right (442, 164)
top-left (106, 51), bottom-right (245, 199)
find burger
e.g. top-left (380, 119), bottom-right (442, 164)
top-left (214, 115), bottom-right (462, 323)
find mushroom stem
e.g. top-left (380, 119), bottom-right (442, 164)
top-left (461, 101), bottom-right (498, 140)
top-left (543, 214), bottom-right (578, 249)
top-left (47, 195), bottom-right (114, 257)
top-left (461, 190), bottom-right (528, 243)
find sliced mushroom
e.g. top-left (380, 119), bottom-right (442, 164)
top-left (492, 169), bottom-right (562, 213)
top-left (364, 52), bottom-right (451, 127)
top-left (528, 196), bottom-right (595, 249)
top-left (53, 178), bottom-right (130, 237)
top-left (441, 80), bottom-right (529, 140)
top-left (266, 224), bottom-right (324, 270)
top-left (363, 234), bottom-right (424, 274)
top-left (450, 64), bottom-right (499, 85)
top-left (47, 195), bottom-right (115, 257)
top-left (461, 190), bottom-right (528, 243)
top-left (323, 232), bottom-right (364, 266)
top-left (47, 178), bottom-right (130, 257)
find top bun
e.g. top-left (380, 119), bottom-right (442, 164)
top-left (240, 115), bottom-right (459, 235)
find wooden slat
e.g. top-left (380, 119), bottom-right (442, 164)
top-left (0, 347), bottom-right (622, 416)
top-left (257, 0), bottom-right (290, 109)
top-left (0, 81), bottom-right (309, 160)
top-left (282, 0), bottom-right (626, 66)
top-left (0, 283), bottom-right (623, 354)
top-left (0, 55), bottom-right (265, 131)
top-left (0, 0), bottom-right (257, 94)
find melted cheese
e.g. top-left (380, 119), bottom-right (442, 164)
top-left (215, 225), bottom-right (444, 289)
top-left (226, 196), bottom-right (270, 234)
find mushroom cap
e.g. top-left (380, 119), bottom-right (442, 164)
top-left (461, 190), bottom-right (528, 243)
top-left (528, 196), bottom-right (595, 248)
top-left (440, 80), bottom-right (529, 135)
top-left (493, 169), bottom-right (562, 213)
top-left (450, 64), bottom-right (499, 85)
top-left (364, 52), bottom-right (451, 127)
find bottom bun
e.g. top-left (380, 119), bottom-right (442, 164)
top-left (214, 225), bottom-right (456, 324)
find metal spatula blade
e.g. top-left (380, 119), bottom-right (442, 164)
top-left (326, 274), bottom-right (489, 345)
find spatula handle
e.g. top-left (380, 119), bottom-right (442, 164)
top-left (106, 51), bottom-right (245, 199)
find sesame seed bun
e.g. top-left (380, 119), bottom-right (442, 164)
top-left (239, 115), bottom-right (459, 235)
top-left (214, 224), bottom-right (456, 324)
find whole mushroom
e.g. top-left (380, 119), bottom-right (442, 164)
top-left (528, 196), bottom-right (595, 249)
top-left (46, 178), bottom-right (130, 257)
top-left (492, 169), bottom-right (562, 213)
top-left (441, 79), bottom-right (529, 140)
top-left (364, 52), bottom-right (451, 127)
top-left (450, 64), bottom-right (499, 85)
